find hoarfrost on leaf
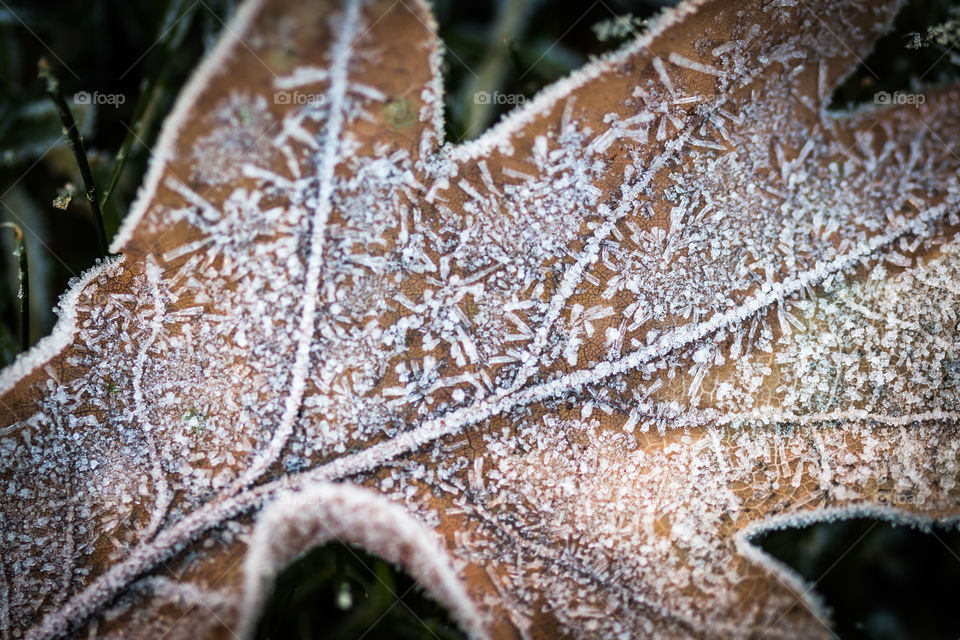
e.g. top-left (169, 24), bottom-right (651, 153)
top-left (1, 0), bottom-right (960, 638)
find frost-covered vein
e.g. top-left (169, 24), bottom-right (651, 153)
top-left (461, 499), bottom-right (704, 636)
top-left (501, 52), bottom-right (782, 399)
top-left (134, 259), bottom-right (173, 540)
top-left (26, 488), bottom-right (270, 640)
top-left (298, 199), bottom-right (955, 483)
top-left (500, 104), bottom-right (710, 399)
top-left (32, 390), bottom-right (958, 638)
top-left (509, 201), bottom-right (952, 408)
top-left (29, 2), bottom-right (361, 633)
top-left (28, 451), bottom-right (359, 640)
top-left (627, 402), bottom-right (960, 431)
top-left (229, 0), bottom-right (362, 492)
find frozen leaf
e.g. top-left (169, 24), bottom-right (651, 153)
top-left (1, 0), bottom-right (959, 638)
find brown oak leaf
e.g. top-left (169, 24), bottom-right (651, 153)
top-left (2, 0), bottom-right (960, 638)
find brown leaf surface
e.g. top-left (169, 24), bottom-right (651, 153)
top-left (2, 0), bottom-right (960, 638)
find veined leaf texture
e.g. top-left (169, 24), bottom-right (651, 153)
top-left (1, 0), bottom-right (959, 638)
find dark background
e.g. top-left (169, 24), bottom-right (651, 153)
top-left (0, 0), bottom-right (959, 638)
